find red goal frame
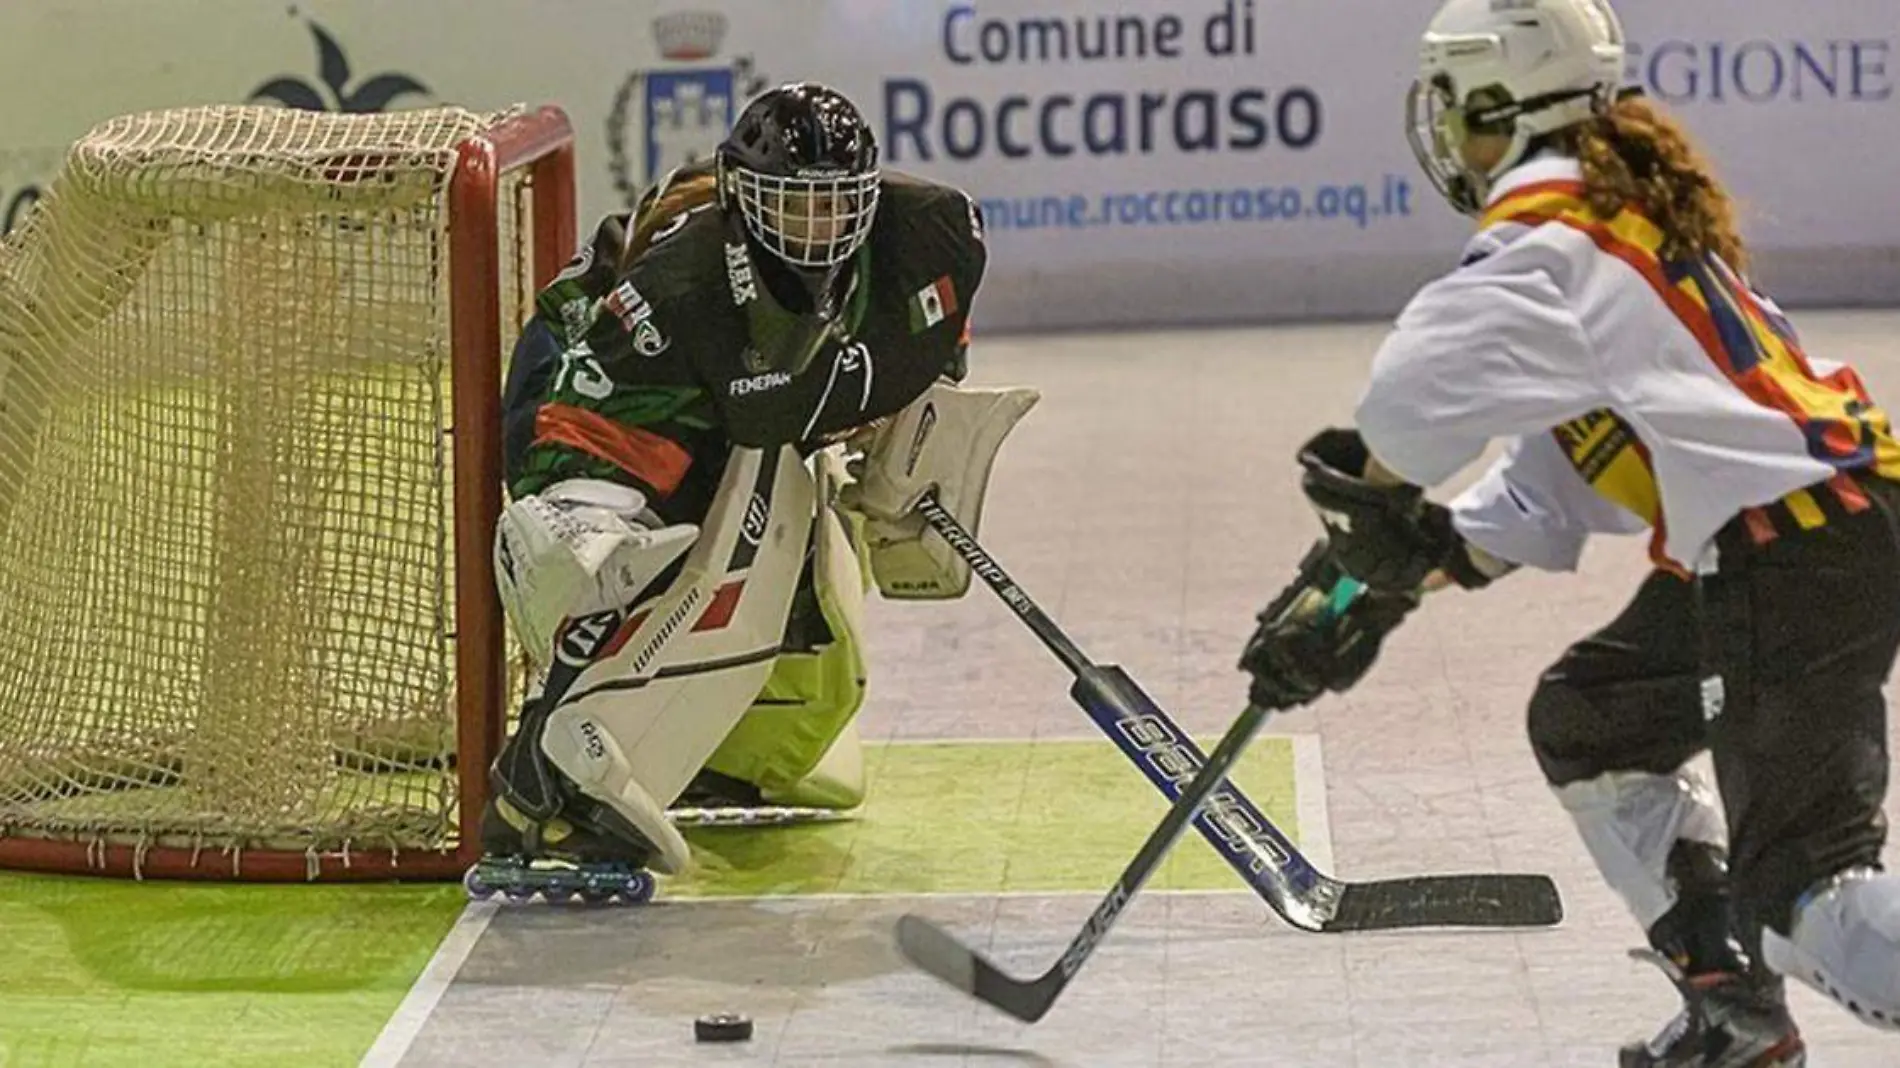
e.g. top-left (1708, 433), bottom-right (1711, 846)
top-left (0, 105), bottom-right (578, 882)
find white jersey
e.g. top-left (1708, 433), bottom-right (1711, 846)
top-left (1355, 155), bottom-right (1899, 573)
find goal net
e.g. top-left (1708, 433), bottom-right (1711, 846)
top-left (0, 104), bottom-right (575, 879)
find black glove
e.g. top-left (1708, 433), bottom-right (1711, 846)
top-left (1238, 565), bottom-right (1419, 711)
top-left (1297, 427), bottom-right (1459, 594)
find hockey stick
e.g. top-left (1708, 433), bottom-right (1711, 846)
top-left (897, 694), bottom-right (1279, 1022)
top-left (910, 493), bottom-right (1562, 934)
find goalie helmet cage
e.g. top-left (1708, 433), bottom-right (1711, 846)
top-left (0, 104), bottom-right (577, 881)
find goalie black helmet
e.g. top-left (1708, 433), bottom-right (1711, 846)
top-left (716, 82), bottom-right (881, 272)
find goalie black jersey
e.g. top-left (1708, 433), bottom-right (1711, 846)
top-left (507, 169), bottom-right (987, 523)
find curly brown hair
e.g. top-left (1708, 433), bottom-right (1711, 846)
top-left (1557, 95), bottom-right (1747, 271)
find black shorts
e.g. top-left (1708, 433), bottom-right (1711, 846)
top-left (1527, 472), bottom-right (1900, 937)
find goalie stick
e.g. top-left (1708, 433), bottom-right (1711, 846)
top-left (909, 494), bottom-right (1562, 934)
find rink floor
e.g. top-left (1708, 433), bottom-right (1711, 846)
top-left (371, 312), bottom-right (1900, 1068)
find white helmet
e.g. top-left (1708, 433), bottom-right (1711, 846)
top-left (1406, 0), bottom-right (1627, 215)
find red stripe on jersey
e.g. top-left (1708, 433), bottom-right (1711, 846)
top-left (533, 403), bottom-right (693, 498)
top-left (1519, 209), bottom-right (1854, 464)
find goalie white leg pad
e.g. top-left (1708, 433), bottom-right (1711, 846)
top-left (540, 703), bottom-right (694, 874)
top-left (1554, 767), bottom-right (1727, 929)
top-left (1762, 868), bottom-right (1900, 1030)
top-left (539, 446), bottom-right (817, 873)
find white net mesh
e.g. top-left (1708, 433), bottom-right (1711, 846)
top-left (0, 105), bottom-right (537, 866)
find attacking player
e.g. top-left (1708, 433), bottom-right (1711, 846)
top-left (1238, 1), bottom-right (1900, 1064)
top-left (471, 82), bottom-right (1038, 900)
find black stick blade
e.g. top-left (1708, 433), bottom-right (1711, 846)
top-left (895, 914), bottom-right (979, 995)
top-left (895, 914), bottom-right (1062, 1023)
top-left (1323, 874), bottom-right (1563, 932)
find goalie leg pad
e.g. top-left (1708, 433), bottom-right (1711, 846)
top-left (533, 711), bottom-right (689, 871)
top-left (846, 380), bottom-right (1039, 600)
top-left (705, 450), bottom-right (871, 808)
top-left (538, 446), bottom-right (817, 873)
top-left (1554, 767), bottom-right (1727, 929)
top-left (494, 478), bottom-right (697, 670)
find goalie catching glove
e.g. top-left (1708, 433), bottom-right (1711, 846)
top-left (1297, 427), bottom-right (1505, 594)
top-left (841, 379), bottom-right (1039, 599)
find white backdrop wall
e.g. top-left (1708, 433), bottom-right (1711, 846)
top-left (0, 1), bottom-right (1893, 331)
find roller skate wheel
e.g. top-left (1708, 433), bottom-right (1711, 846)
top-left (625, 873), bottom-right (657, 904)
top-left (462, 867), bottom-right (496, 899)
top-left (694, 1012), bottom-right (753, 1043)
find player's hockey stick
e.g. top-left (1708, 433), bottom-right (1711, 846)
top-left (909, 493), bottom-right (1562, 934)
top-left (897, 694), bottom-right (1280, 1022)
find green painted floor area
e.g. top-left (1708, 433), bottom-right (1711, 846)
top-left (0, 876), bottom-right (465, 1067)
top-left (0, 736), bottom-right (1305, 1066)
top-left (671, 736), bottom-right (1301, 898)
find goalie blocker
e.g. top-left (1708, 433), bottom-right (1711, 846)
top-left (845, 380), bottom-right (1040, 599)
top-left (489, 381), bottom-right (1036, 874)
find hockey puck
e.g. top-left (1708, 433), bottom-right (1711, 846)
top-left (694, 1013), bottom-right (753, 1043)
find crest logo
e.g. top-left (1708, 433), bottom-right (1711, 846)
top-left (607, 12), bottom-right (769, 208)
top-left (250, 20), bottom-right (430, 113)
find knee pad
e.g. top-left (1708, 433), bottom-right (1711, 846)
top-left (1527, 675), bottom-right (1704, 787)
top-left (1554, 767), bottom-right (1726, 928)
top-left (1526, 680), bottom-right (1595, 785)
top-left (1762, 868), bottom-right (1900, 1030)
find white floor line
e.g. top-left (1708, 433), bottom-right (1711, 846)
top-left (358, 900), bottom-right (499, 1068)
top-left (1292, 733), bottom-right (1336, 874)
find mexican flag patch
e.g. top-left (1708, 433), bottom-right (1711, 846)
top-left (909, 275), bottom-right (958, 332)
